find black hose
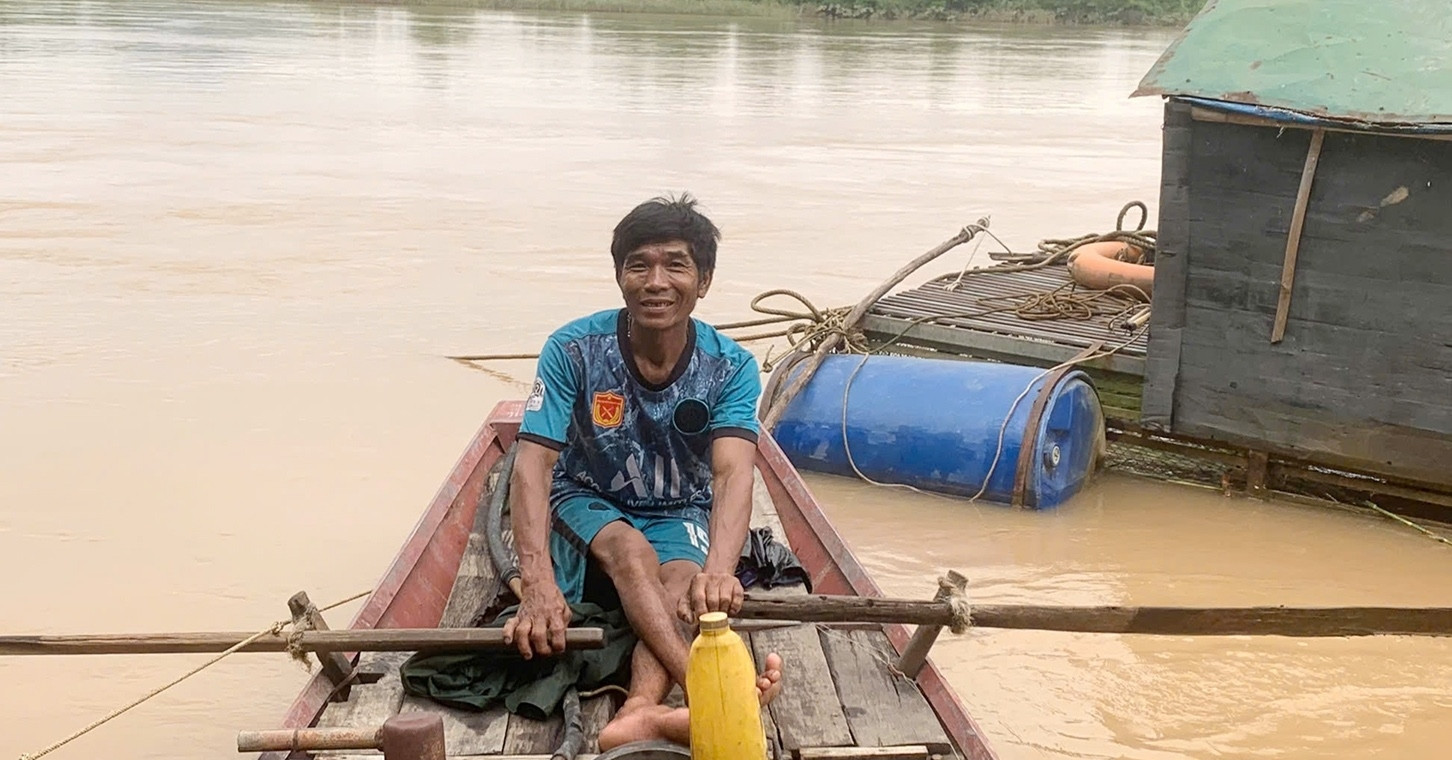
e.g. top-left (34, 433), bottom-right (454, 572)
top-left (489, 443), bottom-right (584, 760)
top-left (551, 687), bottom-right (585, 760)
top-left (486, 443), bottom-right (521, 589)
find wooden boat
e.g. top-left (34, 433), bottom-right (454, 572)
top-left (260, 401), bottom-right (997, 760)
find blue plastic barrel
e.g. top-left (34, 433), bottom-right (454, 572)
top-left (768, 354), bottom-right (1104, 509)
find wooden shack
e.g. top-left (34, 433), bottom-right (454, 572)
top-left (1132, 0), bottom-right (1452, 490)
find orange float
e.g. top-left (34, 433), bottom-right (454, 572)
top-left (1067, 240), bottom-right (1154, 299)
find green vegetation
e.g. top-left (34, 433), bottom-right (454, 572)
top-left (397, 0), bottom-right (1204, 25)
top-left (814, 0), bottom-right (1203, 24)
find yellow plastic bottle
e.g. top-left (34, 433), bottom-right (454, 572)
top-left (686, 611), bottom-right (767, 760)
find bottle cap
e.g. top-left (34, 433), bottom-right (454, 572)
top-left (698, 611), bottom-right (729, 631)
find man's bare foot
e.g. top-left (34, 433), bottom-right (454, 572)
top-left (596, 652), bottom-right (787, 751)
top-left (598, 699), bottom-right (690, 750)
top-left (757, 652), bottom-right (784, 706)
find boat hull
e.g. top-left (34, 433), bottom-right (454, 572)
top-left (263, 400), bottom-right (998, 760)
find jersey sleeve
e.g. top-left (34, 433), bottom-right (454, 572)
top-left (519, 337), bottom-right (577, 450)
top-left (710, 354), bottom-right (762, 443)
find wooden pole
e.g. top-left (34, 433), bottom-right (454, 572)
top-left (1270, 127), bottom-right (1325, 344)
top-left (239, 726), bottom-right (382, 753)
top-left (896, 571), bottom-right (967, 679)
top-left (289, 591), bottom-right (353, 686)
top-left (759, 225), bottom-right (979, 431)
top-left (969, 605), bottom-right (1452, 637)
top-left (0, 627), bottom-right (605, 656)
top-left (239, 714), bottom-right (446, 758)
top-left (737, 594), bottom-right (955, 626)
top-left (737, 594), bottom-right (1452, 637)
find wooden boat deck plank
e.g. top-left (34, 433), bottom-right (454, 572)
top-left (751, 467), bottom-right (787, 538)
top-left (503, 711), bottom-right (565, 754)
top-left (315, 650), bottom-right (410, 739)
top-left (748, 468), bottom-right (854, 751)
top-left (399, 482), bottom-right (511, 757)
top-left (580, 694), bottom-right (619, 754)
top-left (751, 623), bottom-right (854, 751)
top-left (819, 629), bottom-right (952, 752)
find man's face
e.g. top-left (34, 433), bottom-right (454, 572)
top-left (618, 239), bottom-right (710, 333)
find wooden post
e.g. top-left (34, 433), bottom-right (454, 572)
top-left (288, 591), bottom-right (355, 687)
top-left (1245, 451), bottom-right (1269, 495)
top-left (896, 571), bottom-right (967, 679)
top-left (1271, 127), bottom-right (1326, 344)
top-left (381, 713), bottom-right (446, 760)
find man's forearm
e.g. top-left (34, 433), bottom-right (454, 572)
top-left (703, 464), bottom-right (753, 575)
top-left (511, 446), bottom-right (558, 585)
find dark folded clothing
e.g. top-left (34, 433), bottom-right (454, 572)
top-left (399, 602), bottom-right (636, 720)
top-left (737, 526), bottom-right (812, 593)
top-left (401, 527), bottom-right (808, 719)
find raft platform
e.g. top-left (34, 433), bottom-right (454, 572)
top-left (859, 265), bottom-right (1452, 523)
top-left (861, 266), bottom-right (1148, 422)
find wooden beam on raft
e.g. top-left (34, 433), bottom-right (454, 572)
top-left (0, 627), bottom-right (605, 656)
top-left (1271, 127), bottom-right (1326, 344)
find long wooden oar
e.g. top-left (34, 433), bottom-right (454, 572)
top-left (735, 593), bottom-right (1452, 637)
top-left (9, 597), bottom-right (1449, 658)
top-left (0, 627), bottom-right (605, 656)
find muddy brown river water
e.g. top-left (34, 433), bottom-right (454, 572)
top-left (2, 3), bottom-right (1450, 758)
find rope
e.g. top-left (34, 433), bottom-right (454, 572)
top-left (944, 200), bottom-right (1156, 288)
top-left (976, 282), bottom-right (1149, 324)
top-left (1364, 501), bottom-right (1452, 547)
top-left (758, 220), bottom-right (990, 431)
top-left (941, 574), bottom-right (972, 635)
top-left (18, 589), bottom-right (371, 760)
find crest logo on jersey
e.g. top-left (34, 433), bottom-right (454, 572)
top-left (592, 391), bottom-right (625, 428)
top-left (525, 378), bottom-right (545, 412)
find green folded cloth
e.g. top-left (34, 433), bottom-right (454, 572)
top-left (399, 602), bottom-right (636, 720)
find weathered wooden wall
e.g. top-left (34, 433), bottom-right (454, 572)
top-left (1143, 100), bottom-right (1452, 486)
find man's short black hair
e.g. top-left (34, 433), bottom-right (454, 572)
top-left (611, 193), bottom-right (720, 279)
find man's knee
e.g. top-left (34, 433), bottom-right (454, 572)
top-left (591, 522), bottom-right (660, 583)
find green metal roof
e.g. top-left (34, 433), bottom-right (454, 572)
top-left (1134, 0), bottom-right (1452, 126)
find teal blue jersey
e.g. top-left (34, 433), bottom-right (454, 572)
top-left (519, 309), bottom-right (761, 515)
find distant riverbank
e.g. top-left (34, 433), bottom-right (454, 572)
top-left (393, 0), bottom-right (1203, 25)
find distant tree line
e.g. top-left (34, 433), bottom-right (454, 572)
top-left (812, 0), bottom-right (1205, 23)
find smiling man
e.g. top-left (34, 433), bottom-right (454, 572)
top-left (505, 194), bottom-right (783, 748)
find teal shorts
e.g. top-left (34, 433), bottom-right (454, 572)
top-left (550, 494), bottom-right (710, 605)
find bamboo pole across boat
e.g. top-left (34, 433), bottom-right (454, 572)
top-left (9, 600), bottom-right (1451, 658)
top-left (734, 594), bottom-right (1452, 637)
top-left (0, 627), bottom-right (606, 656)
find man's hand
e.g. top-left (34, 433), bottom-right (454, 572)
top-left (678, 570), bottom-right (744, 624)
top-left (503, 580), bottom-right (571, 659)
